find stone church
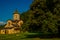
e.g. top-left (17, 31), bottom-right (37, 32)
top-left (0, 10), bottom-right (23, 34)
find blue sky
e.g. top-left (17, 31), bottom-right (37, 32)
top-left (0, 0), bottom-right (33, 22)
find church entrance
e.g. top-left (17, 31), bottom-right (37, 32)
top-left (5, 29), bottom-right (8, 34)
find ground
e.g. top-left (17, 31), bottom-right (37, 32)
top-left (0, 32), bottom-right (60, 40)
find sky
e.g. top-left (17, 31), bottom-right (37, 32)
top-left (0, 0), bottom-right (33, 23)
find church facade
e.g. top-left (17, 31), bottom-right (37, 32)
top-left (0, 10), bottom-right (23, 34)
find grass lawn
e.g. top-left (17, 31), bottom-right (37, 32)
top-left (0, 32), bottom-right (60, 40)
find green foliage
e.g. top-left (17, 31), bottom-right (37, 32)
top-left (0, 25), bottom-right (5, 29)
top-left (21, 0), bottom-right (60, 34)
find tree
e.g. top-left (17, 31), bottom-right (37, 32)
top-left (21, 0), bottom-right (60, 34)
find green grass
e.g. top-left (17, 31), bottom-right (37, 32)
top-left (0, 32), bottom-right (60, 40)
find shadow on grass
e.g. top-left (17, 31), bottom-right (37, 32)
top-left (26, 33), bottom-right (60, 39)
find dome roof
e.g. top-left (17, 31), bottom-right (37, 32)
top-left (13, 9), bottom-right (20, 14)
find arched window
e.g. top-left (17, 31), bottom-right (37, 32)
top-left (8, 22), bottom-right (10, 26)
top-left (15, 15), bottom-right (17, 18)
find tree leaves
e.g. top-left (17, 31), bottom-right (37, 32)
top-left (21, 0), bottom-right (60, 34)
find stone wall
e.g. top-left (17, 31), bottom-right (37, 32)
top-left (0, 28), bottom-right (20, 34)
top-left (0, 29), bottom-right (5, 34)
